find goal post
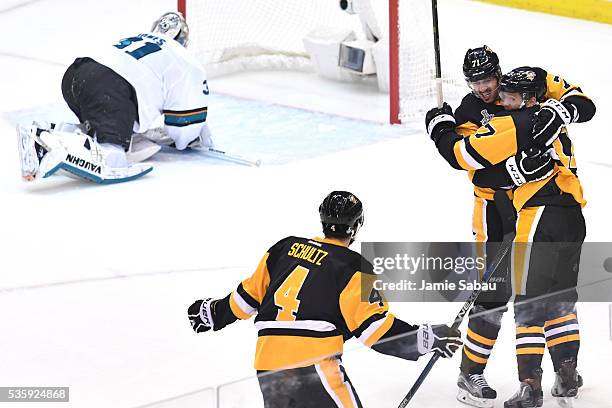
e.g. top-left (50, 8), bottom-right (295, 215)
top-left (388, 0), bottom-right (400, 124)
top-left (177, 0), bottom-right (463, 124)
top-left (177, 0), bottom-right (186, 18)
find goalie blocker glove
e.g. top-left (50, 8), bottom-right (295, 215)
top-left (505, 147), bottom-right (555, 187)
top-left (425, 102), bottom-right (456, 144)
top-left (417, 324), bottom-right (462, 358)
top-left (532, 99), bottom-right (577, 148)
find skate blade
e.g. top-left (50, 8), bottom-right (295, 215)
top-left (457, 389), bottom-right (495, 408)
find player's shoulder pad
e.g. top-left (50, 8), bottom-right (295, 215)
top-left (456, 93), bottom-right (479, 114)
top-left (336, 249), bottom-right (375, 292)
top-left (341, 246), bottom-right (375, 277)
top-left (358, 257), bottom-right (375, 275)
top-left (320, 241), bottom-right (373, 272)
top-left (493, 110), bottom-right (511, 118)
top-left (340, 244), bottom-right (373, 271)
top-left (455, 93), bottom-right (486, 124)
top-left (491, 106), bottom-right (535, 138)
top-left (459, 92), bottom-right (479, 107)
top-left (267, 236), bottom-right (297, 256)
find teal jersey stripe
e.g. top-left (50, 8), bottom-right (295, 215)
top-left (165, 111), bottom-right (207, 127)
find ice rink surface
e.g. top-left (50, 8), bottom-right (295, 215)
top-left (0, 0), bottom-right (611, 407)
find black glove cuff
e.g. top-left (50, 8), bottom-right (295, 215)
top-left (431, 124), bottom-right (455, 145)
top-left (211, 294), bottom-right (238, 331)
top-left (561, 101), bottom-right (578, 123)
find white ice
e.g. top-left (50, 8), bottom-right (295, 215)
top-left (0, 0), bottom-right (611, 407)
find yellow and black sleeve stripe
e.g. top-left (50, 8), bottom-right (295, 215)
top-left (339, 272), bottom-right (422, 360)
top-left (229, 252), bottom-right (271, 320)
top-left (546, 73), bottom-right (596, 123)
top-left (339, 272), bottom-right (392, 346)
top-left (456, 121), bottom-right (480, 138)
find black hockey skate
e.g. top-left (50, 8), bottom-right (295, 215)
top-left (457, 372), bottom-right (497, 408)
top-left (504, 368), bottom-right (543, 408)
top-left (551, 358), bottom-right (581, 408)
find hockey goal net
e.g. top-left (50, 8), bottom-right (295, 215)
top-left (178, 0), bottom-right (464, 124)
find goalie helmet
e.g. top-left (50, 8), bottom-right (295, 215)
top-left (500, 66), bottom-right (548, 102)
top-left (151, 12), bottom-right (189, 47)
top-left (319, 191), bottom-right (364, 242)
top-left (463, 46), bottom-right (501, 82)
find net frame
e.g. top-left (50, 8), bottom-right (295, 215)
top-left (177, 0), bottom-right (464, 124)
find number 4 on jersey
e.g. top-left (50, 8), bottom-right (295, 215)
top-left (274, 266), bottom-right (310, 321)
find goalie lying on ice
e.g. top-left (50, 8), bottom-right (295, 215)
top-left (16, 11), bottom-right (214, 184)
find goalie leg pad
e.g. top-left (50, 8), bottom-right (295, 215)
top-left (17, 123), bottom-right (43, 181)
top-left (57, 139), bottom-right (152, 184)
top-left (18, 123), bottom-right (152, 184)
top-left (58, 156), bottom-right (153, 184)
top-left (17, 123), bottom-right (67, 181)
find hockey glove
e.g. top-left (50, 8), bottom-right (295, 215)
top-left (425, 103), bottom-right (456, 144)
top-left (417, 324), bottom-right (462, 358)
top-left (505, 147), bottom-right (555, 187)
top-left (532, 99), bottom-right (577, 148)
top-left (188, 298), bottom-right (217, 333)
top-left (186, 123), bottom-right (214, 149)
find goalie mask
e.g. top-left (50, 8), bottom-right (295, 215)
top-left (151, 12), bottom-right (189, 47)
top-left (319, 191), bottom-right (364, 243)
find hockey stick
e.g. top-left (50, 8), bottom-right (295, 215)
top-left (431, 0), bottom-right (443, 107)
top-left (200, 147), bottom-right (262, 167)
top-left (397, 190), bottom-right (515, 407)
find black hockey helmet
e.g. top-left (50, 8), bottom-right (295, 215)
top-left (500, 66), bottom-right (548, 102)
top-left (463, 46), bottom-right (502, 82)
top-left (319, 191), bottom-right (364, 241)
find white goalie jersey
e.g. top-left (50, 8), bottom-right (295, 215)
top-left (90, 32), bottom-right (209, 150)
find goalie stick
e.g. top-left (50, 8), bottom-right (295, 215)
top-left (397, 190), bottom-right (516, 407)
top-left (200, 147), bottom-right (261, 167)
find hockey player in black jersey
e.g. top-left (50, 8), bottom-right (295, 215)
top-left (433, 46), bottom-right (596, 408)
top-left (452, 46), bottom-right (509, 408)
top-left (426, 67), bottom-right (595, 408)
top-left (187, 191), bottom-right (462, 408)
